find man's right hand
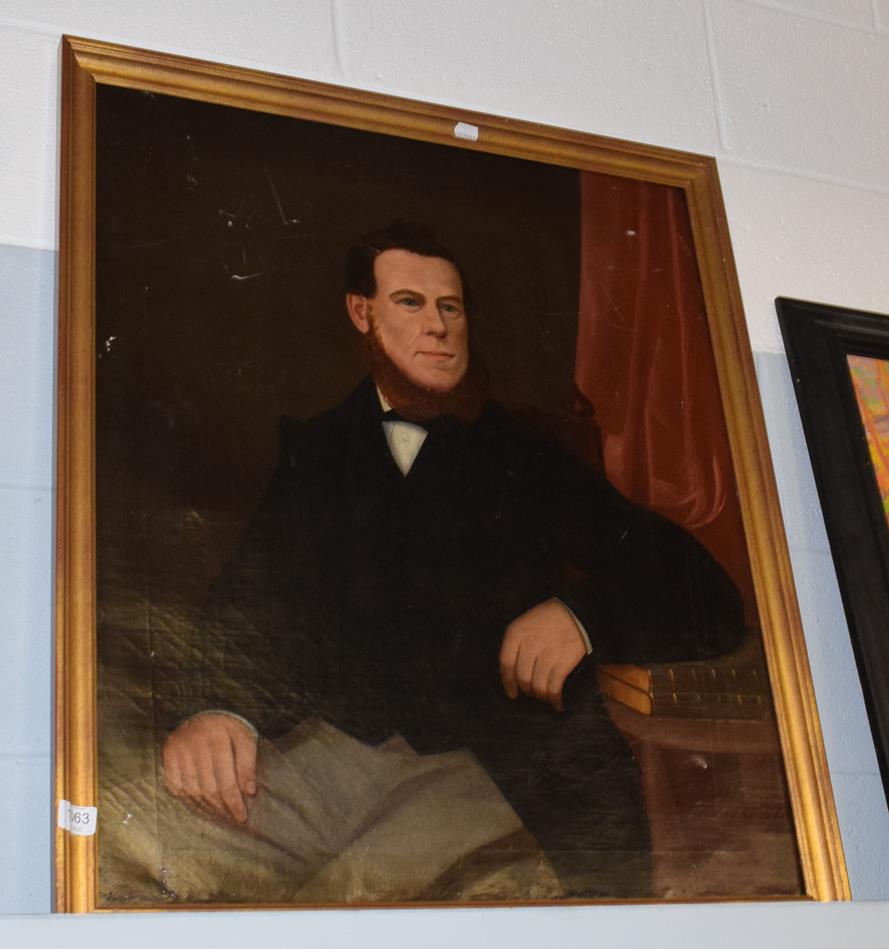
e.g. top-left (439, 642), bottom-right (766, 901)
top-left (162, 712), bottom-right (258, 824)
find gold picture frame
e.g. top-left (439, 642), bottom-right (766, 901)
top-left (56, 35), bottom-right (848, 911)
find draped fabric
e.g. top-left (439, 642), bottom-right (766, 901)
top-left (575, 173), bottom-right (755, 620)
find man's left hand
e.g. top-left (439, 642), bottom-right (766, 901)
top-left (499, 600), bottom-right (587, 712)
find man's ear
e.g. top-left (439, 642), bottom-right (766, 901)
top-left (345, 293), bottom-right (370, 334)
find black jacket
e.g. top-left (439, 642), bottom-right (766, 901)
top-left (167, 377), bottom-right (745, 894)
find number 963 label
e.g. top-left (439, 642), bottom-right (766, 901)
top-left (57, 800), bottom-right (97, 836)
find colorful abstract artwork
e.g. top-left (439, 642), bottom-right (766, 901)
top-left (848, 354), bottom-right (889, 522)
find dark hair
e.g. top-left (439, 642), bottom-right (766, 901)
top-left (344, 220), bottom-right (474, 314)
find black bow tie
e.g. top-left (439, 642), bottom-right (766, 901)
top-left (381, 410), bottom-right (468, 438)
top-left (382, 410), bottom-right (432, 431)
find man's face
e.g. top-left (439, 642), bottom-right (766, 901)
top-left (347, 249), bottom-right (469, 393)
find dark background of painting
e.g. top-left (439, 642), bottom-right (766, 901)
top-left (95, 85), bottom-right (582, 610)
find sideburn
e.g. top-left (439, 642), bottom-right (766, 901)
top-left (363, 316), bottom-right (489, 423)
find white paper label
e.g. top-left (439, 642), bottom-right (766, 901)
top-left (453, 122), bottom-right (479, 142)
top-left (57, 799), bottom-right (97, 836)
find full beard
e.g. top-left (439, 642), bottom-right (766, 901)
top-left (363, 316), bottom-right (489, 423)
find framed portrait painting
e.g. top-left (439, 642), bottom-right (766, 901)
top-left (56, 36), bottom-right (848, 910)
top-left (778, 297), bottom-right (889, 810)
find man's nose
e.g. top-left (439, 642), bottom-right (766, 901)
top-left (421, 306), bottom-right (447, 336)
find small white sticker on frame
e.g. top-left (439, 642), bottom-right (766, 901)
top-left (58, 799), bottom-right (98, 836)
top-left (453, 122), bottom-right (479, 142)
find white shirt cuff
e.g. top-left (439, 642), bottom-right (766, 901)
top-left (189, 709), bottom-right (259, 739)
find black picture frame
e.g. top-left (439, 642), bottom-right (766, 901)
top-left (778, 296), bottom-right (889, 806)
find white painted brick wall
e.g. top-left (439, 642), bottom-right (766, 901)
top-left (744, 0), bottom-right (875, 28)
top-left (710, 2), bottom-right (889, 186)
top-left (719, 163), bottom-right (889, 351)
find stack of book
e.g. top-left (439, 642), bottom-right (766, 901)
top-left (598, 635), bottom-right (773, 721)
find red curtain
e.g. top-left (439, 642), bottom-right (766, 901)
top-left (576, 173), bottom-right (755, 621)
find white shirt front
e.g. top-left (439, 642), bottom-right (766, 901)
top-left (378, 389), bottom-right (428, 475)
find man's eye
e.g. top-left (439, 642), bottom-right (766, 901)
top-left (398, 296), bottom-right (419, 307)
top-left (440, 303), bottom-right (463, 317)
